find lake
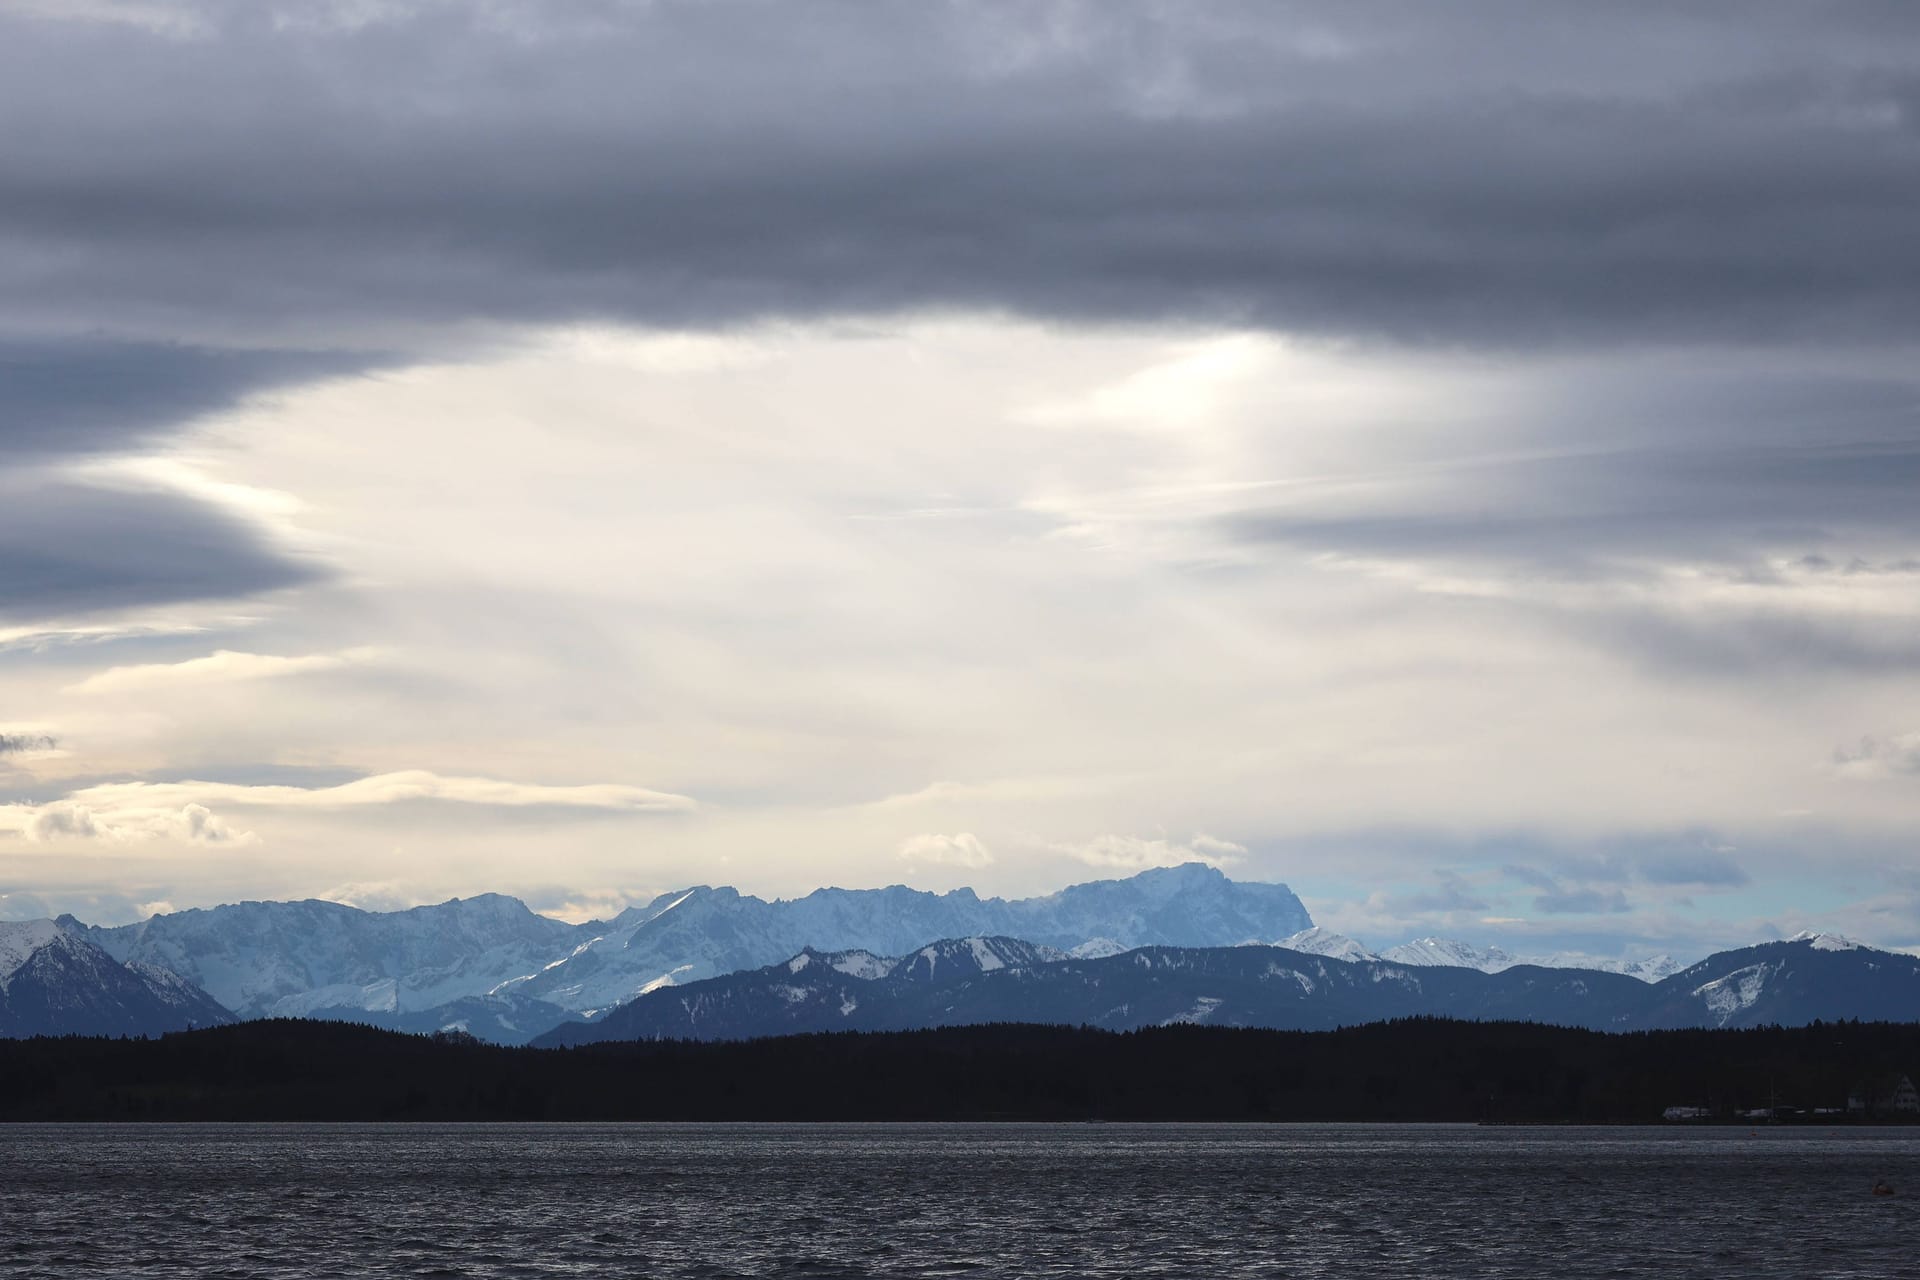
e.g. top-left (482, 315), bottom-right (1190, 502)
top-left (2, 1123), bottom-right (1915, 1277)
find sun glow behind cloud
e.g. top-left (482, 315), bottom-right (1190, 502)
top-left (2, 2), bottom-right (1919, 953)
top-left (0, 318), bottom-right (1911, 950)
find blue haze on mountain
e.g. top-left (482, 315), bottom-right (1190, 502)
top-left (12, 868), bottom-right (1919, 1045)
top-left (0, 919), bottom-right (231, 1038)
top-left (497, 863), bottom-right (1314, 1014)
top-left (44, 864), bottom-right (1309, 1040)
top-left (535, 933), bottom-right (1920, 1047)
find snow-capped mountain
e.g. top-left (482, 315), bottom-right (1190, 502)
top-left (498, 863), bottom-right (1311, 1014)
top-left (887, 936), bottom-right (1065, 982)
top-left (1535, 952), bottom-right (1687, 983)
top-left (1645, 935), bottom-right (1920, 1029)
top-left (1274, 927), bottom-right (1380, 964)
top-left (0, 919), bottom-right (233, 1038)
top-left (539, 931), bottom-right (1920, 1046)
top-left (1379, 937), bottom-right (1521, 973)
top-left (72, 894), bottom-right (588, 1020)
top-left (1788, 930), bottom-right (1868, 952)
top-left (536, 937), bottom-right (1654, 1045)
top-left (1370, 937), bottom-right (1686, 982)
top-left (1271, 930), bottom-right (1686, 982)
top-left (49, 864), bottom-right (1309, 1036)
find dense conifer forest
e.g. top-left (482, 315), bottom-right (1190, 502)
top-left (4, 1018), bottom-right (1920, 1123)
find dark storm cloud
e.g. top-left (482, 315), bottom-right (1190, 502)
top-left (0, 335), bottom-right (376, 623)
top-left (0, 479), bottom-right (318, 620)
top-left (0, 338), bottom-right (374, 457)
top-left (0, 1), bottom-right (1917, 346)
top-left (2, 1), bottom-right (1917, 627)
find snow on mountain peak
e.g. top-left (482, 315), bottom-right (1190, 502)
top-left (0, 919), bottom-right (66, 986)
top-left (1380, 937), bottom-right (1519, 973)
top-left (825, 950), bottom-right (895, 980)
top-left (1275, 927), bottom-right (1380, 964)
top-left (1376, 938), bottom-right (1693, 981)
top-left (1786, 930), bottom-right (1870, 952)
top-left (492, 865), bottom-right (1308, 1012)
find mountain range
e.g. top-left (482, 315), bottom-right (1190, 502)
top-left (1275, 928), bottom-right (1686, 982)
top-left (536, 931), bottom-right (1920, 1046)
top-left (39, 864), bottom-right (1314, 1042)
top-left (491, 862), bottom-right (1313, 1014)
top-left (5, 865), bottom-right (1914, 1044)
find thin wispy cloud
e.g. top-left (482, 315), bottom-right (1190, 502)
top-left (65, 648), bottom-right (375, 696)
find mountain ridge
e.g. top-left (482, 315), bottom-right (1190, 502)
top-left (51, 864), bottom-right (1312, 1036)
top-left (536, 932), bottom-right (1920, 1046)
top-left (30, 867), bottom-right (1918, 1044)
top-left (0, 919), bottom-right (233, 1038)
top-left (489, 862), bottom-right (1316, 1014)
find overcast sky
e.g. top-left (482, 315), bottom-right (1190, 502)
top-left (2, 0), bottom-right (1918, 960)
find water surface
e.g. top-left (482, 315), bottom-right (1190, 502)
top-left (3, 1123), bottom-right (1915, 1278)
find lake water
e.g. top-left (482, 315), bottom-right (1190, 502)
top-left (2, 1123), bottom-right (1916, 1278)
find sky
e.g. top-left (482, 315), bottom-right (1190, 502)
top-left (2, 0), bottom-right (1918, 961)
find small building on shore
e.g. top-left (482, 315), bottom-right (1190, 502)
top-left (1847, 1074), bottom-right (1919, 1117)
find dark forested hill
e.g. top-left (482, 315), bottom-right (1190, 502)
top-left (6, 1017), bottom-right (1920, 1123)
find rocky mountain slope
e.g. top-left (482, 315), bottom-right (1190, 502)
top-left (0, 920), bottom-right (233, 1038)
top-left (71, 894), bottom-right (588, 1020)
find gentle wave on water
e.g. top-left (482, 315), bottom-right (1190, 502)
top-left (2, 1123), bottom-right (1916, 1278)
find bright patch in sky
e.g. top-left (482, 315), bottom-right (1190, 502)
top-left (0, 1), bottom-right (1917, 961)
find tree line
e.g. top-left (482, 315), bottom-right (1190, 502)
top-left (3, 1016), bottom-right (1918, 1122)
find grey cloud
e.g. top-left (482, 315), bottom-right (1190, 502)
top-left (1638, 852), bottom-right (1750, 887)
top-left (1835, 734), bottom-right (1920, 774)
top-left (1505, 856), bottom-right (1630, 891)
top-left (1503, 845), bottom-right (1737, 915)
top-left (1225, 367), bottom-right (1920, 575)
top-left (0, 891), bottom-right (55, 922)
top-left (0, 339), bottom-right (373, 459)
top-left (1573, 608), bottom-right (1920, 677)
top-left (0, 478), bottom-right (318, 620)
top-left (1389, 873), bottom-right (1489, 915)
top-left (1, 3), bottom-right (1918, 347)
top-left (1500, 863), bottom-right (1559, 893)
top-left (0, 888), bottom-right (171, 927)
top-left (0, 337), bottom-right (379, 622)
top-left (1532, 887), bottom-right (1632, 915)
top-left (4, 0), bottom-right (1918, 639)
top-left (1521, 841), bottom-right (1751, 892)
top-left (144, 763), bottom-right (369, 788)
top-left (1218, 356), bottom-right (1920, 674)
